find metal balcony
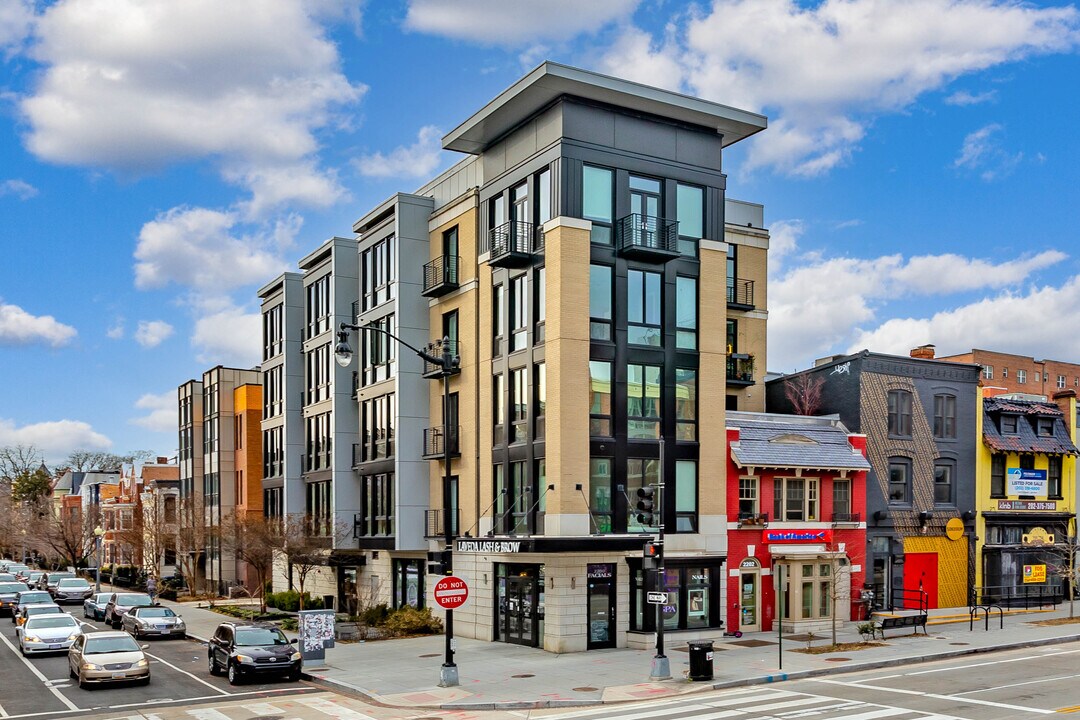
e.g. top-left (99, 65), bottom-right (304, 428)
top-left (727, 354), bottom-right (756, 387)
top-left (488, 221), bottom-right (537, 267)
top-left (424, 509), bottom-right (460, 539)
top-left (727, 278), bottom-right (755, 309)
top-left (422, 425), bottom-right (460, 460)
top-left (422, 340), bottom-right (461, 379)
top-left (616, 213), bottom-right (680, 261)
top-left (422, 255), bottom-right (460, 297)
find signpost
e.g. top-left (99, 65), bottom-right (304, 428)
top-left (433, 576), bottom-right (470, 611)
top-left (647, 591), bottom-right (668, 604)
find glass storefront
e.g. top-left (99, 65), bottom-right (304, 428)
top-left (630, 560), bottom-right (723, 632)
top-left (496, 563), bottom-right (545, 647)
top-left (393, 559), bottom-right (424, 609)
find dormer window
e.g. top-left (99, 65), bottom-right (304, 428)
top-left (1000, 415), bottom-right (1018, 434)
top-left (1036, 417), bottom-right (1055, 437)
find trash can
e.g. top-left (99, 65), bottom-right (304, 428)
top-left (687, 640), bottom-right (714, 681)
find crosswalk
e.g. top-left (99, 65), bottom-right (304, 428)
top-left (47, 694), bottom-right (381, 720)
top-left (540, 686), bottom-right (970, 720)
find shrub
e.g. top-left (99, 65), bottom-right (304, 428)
top-left (264, 590), bottom-right (323, 612)
top-left (384, 606), bottom-right (443, 637)
top-left (158, 588), bottom-right (178, 601)
top-left (280, 617), bottom-right (298, 632)
top-left (359, 603), bottom-right (390, 626)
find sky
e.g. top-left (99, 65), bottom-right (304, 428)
top-left (1, 0), bottom-right (1079, 465)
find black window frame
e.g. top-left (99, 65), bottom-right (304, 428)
top-left (887, 457), bottom-right (912, 505)
top-left (990, 454), bottom-right (1006, 498)
top-left (933, 393), bottom-right (956, 439)
top-left (509, 274), bottom-right (527, 353)
top-left (627, 269), bottom-right (662, 347)
top-left (933, 460), bottom-right (955, 506)
top-left (887, 390), bottom-right (913, 438)
top-left (589, 264), bottom-right (613, 342)
top-left (589, 360), bottom-right (613, 437)
top-left (1048, 456), bottom-right (1063, 499)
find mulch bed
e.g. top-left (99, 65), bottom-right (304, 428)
top-left (792, 642), bottom-right (886, 654)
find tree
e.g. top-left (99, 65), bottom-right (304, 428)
top-left (36, 506), bottom-right (92, 570)
top-left (65, 450), bottom-right (154, 472)
top-left (783, 374), bottom-right (825, 416)
top-left (223, 513), bottom-right (282, 614)
top-left (12, 466), bottom-right (52, 503)
top-left (0, 445), bottom-right (43, 485)
top-left (1050, 535), bottom-right (1080, 618)
top-left (175, 493), bottom-right (209, 598)
top-left (279, 514), bottom-right (348, 611)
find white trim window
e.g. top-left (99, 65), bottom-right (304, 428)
top-left (773, 477), bottom-right (819, 521)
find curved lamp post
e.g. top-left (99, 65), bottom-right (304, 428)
top-left (94, 526), bottom-right (105, 593)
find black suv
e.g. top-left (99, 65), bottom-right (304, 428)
top-left (207, 621), bottom-right (301, 685)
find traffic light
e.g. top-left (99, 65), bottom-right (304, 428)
top-left (636, 486), bottom-right (656, 526)
top-left (643, 541), bottom-right (661, 569)
top-left (427, 550), bottom-right (452, 575)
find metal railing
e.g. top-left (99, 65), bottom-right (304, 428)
top-left (972, 584), bottom-right (1062, 609)
top-left (422, 255), bottom-right (460, 294)
top-left (832, 512), bottom-right (861, 524)
top-left (424, 508), bottom-right (460, 539)
top-left (737, 511), bottom-right (769, 526)
top-left (727, 355), bottom-right (755, 383)
top-left (616, 213), bottom-right (679, 254)
top-left (422, 340), bottom-right (460, 377)
top-left (727, 278), bottom-right (755, 307)
top-left (422, 425), bottom-right (460, 458)
top-left (489, 221), bottom-right (537, 260)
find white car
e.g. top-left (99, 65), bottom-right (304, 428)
top-left (16, 613), bottom-right (82, 655)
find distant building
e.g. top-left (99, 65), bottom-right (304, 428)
top-left (937, 347), bottom-right (1080, 399)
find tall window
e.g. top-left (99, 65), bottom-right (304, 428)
top-left (933, 461), bottom-right (954, 505)
top-left (675, 460), bottom-right (697, 532)
top-left (888, 458), bottom-right (911, 504)
top-left (1049, 456), bottom-right (1063, 499)
top-left (627, 364), bottom-right (661, 439)
top-left (983, 365), bottom-right (994, 380)
top-left (589, 265), bottom-right (613, 341)
top-left (627, 458), bottom-right (660, 532)
top-left (535, 363), bottom-right (546, 440)
top-left (306, 275), bottom-right (331, 337)
top-left (833, 479), bottom-right (852, 520)
top-left (510, 368), bottom-right (527, 443)
top-left (535, 266), bottom-right (546, 344)
top-left (628, 269), bottom-right (662, 346)
top-left (305, 480), bottom-right (332, 537)
top-left (360, 394), bottom-right (396, 462)
top-left (675, 368), bottom-right (697, 441)
top-left (582, 165), bottom-right (613, 245)
top-left (492, 284), bottom-right (504, 357)
top-left (990, 454), bottom-right (1006, 498)
top-left (536, 168), bottom-right (552, 225)
top-left (263, 365), bottom-right (283, 419)
top-left (933, 394), bottom-right (956, 439)
top-left (493, 373), bottom-right (505, 446)
top-left (739, 478), bottom-right (759, 517)
top-left (590, 361), bottom-right (612, 436)
top-left (361, 237), bottom-right (396, 311)
top-left (360, 474), bottom-right (393, 537)
top-left (442, 309), bottom-right (459, 349)
top-left (773, 478), bottom-right (819, 521)
top-left (510, 275), bottom-right (527, 352)
top-left (362, 315), bottom-right (396, 385)
top-left (1017, 369), bottom-right (1027, 384)
top-left (887, 390), bottom-right (913, 437)
top-left (263, 305), bottom-right (282, 360)
top-left (676, 183), bottom-right (703, 257)
top-left (676, 276), bottom-right (697, 350)
top-left (1058, 375), bottom-right (1067, 389)
top-left (589, 458), bottom-right (613, 533)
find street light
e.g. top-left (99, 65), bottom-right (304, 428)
top-left (335, 321), bottom-right (461, 687)
top-left (93, 526), bottom-right (105, 593)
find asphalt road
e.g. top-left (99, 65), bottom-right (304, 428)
top-left (0, 602), bottom-right (320, 719)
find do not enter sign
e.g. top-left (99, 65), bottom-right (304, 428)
top-left (433, 576), bottom-right (469, 610)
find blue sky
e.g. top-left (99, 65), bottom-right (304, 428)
top-left (2, 0), bottom-right (1079, 464)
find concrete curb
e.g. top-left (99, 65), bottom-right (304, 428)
top-left (300, 632), bottom-right (1080, 711)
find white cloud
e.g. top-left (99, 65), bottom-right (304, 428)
top-left (0, 0), bottom-right (34, 55)
top-left (404, 0), bottom-right (639, 45)
top-left (134, 206), bottom-right (292, 294)
top-left (106, 321), bottom-right (124, 340)
top-left (192, 304), bottom-right (261, 368)
top-left (595, 24), bottom-right (684, 92)
top-left (0, 418), bottom-right (112, 464)
top-left (944, 89), bottom-right (997, 106)
top-left (134, 320), bottom-right (174, 348)
top-left (19, 0), bottom-right (365, 213)
top-left (0, 179), bottom-right (39, 200)
top-left (131, 392), bottom-right (177, 433)
top-left (355, 125), bottom-right (445, 179)
top-left (601, 0), bottom-right (1080, 176)
top-left (0, 301), bottom-right (77, 347)
top-left (952, 123), bottom-right (1022, 181)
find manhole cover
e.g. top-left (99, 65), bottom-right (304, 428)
top-left (728, 639), bottom-right (776, 648)
top-left (419, 653), bottom-right (441, 658)
top-left (783, 634), bottom-right (817, 642)
top-left (512, 673), bottom-right (535, 678)
top-left (825, 657), bottom-right (850, 662)
top-left (573, 686), bottom-right (599, 692)
top-left (949, 642), bottom-right (969, 646)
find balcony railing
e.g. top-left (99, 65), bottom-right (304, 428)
top-left (616, 213), bottom-right (680, 261)
top-left (727, 278), bottom-right (755, 309)
top-left (424, 508), bottom-right (460, 539)
top-left (422, 255), bottom-right (460, 297)
top-left (488, 221), bottom-right (538, 267)
top-left (737, 511), bottom-right (769, 526)
top-left (422, 425), bottom-right (461, 459)
top-left (727, 354), bottom-right (756, 386)
top-left (351, 300), bottom-right (360, 324)
top-left (832, 512), bottom-right (861, 525)
top-left (422, 340), bottom-right (461, 379)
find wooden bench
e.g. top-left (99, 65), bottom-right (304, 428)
top-left (871, 611), bottom-right (927, 639)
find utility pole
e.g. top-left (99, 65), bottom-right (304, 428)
top-left (649, 437), bottom-right (670, 680)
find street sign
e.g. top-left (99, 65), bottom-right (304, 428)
top-left (647, 591), bottom-right (668, 604)
top-left (433, 575), bottom-right (470, 610)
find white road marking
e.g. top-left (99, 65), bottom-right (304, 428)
top-left (241, 703), bottom-right (285, 715)
top-left (298, 695), bottom-right (378, 719)
top-left (743, 697), bottom-right (847, 712)
top-left (185, 708), bottom-right (232, 720)
top-left (142, 650), bottom-right (230, 696)
top-left (903, 649), bottom-right (1080, 676)
top-left (815, 679), bottom-right (1056, 715)
top-left (0, 626), bottom-right (80, 712)
top-left (952, 672), bottom-right (1080, 695)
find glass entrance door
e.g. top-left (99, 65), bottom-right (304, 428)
top-left (505, 575), bottom-right (536, 645)
top-left (630, 175), bottom-right (661, 247)
top-left (587, 564), bottom-right (616, 649)
top-left (739, 570), bottom-right (760, 632)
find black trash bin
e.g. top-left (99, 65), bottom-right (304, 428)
top-left (687, 640), bottom-right (714, 681)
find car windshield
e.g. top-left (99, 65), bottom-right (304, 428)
top-left (116, 594), bottom-right (152, 606)
top-left (25, 616), bottom-right (76, 629)
top-left (26, 605), bottom-right (61, 615)
top-left (18, 593), bottom-right (50, 603)
top-left (84, 636), bottom-right (140, 654)
top-left (0, 583), bottom-right (27, 593)
top-left (90, 593), bottom-right (110, 603)
top-left (235, 628), bottom-right (289, 646)
top-left (136, 607), bottom-right (175, 618)
top-left (57, 579), bottom-right (89, 588)
top-left (8, 566), bottom-right (28, 573)
top-left (48, 574), bottom-right (74, 583)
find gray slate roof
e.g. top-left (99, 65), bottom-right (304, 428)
top-left (728, 414), bottom-right (872, 471)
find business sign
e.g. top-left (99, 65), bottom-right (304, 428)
top-left (997, 500), bottom-right (1057, 511)
top-left (945, 518), bottom-right (965, 541)
top-left (1023, 564), bottom-right (1047, 584)
top-left (433, 576), bottom-right (469, 610)
top-left (1007, 468), bottom-right (1047, 497)
top-left (456, 540), bottom-right (522, 553)
top-left (762, 529), bottom-right (833, 544)
top-left (1023, 527), bottom-right (1055, 546)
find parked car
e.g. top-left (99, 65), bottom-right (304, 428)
top-left (16, 613), bottom-right (81, 655)
top-left (207, 622), bottom-right (301, 685)
top-left (41, 572), bottom-right (76, 594)
top-left (104, 592), bottom-right (153, 628)
top-left (122, 605), bottom-right (186, 639)
top-left (84, 592), bottom-right (110, 621)
top-left (11, 591), bottom-right (53, 623)
top-left (68, 630), bottom-right (150, 688)
top-left (25, 571), bottom-right (45, 587)
top-left (0, 581), bottom-right (29, 616)
top-left (53, 578), bottom-right (94, 604)
top-left (0, 573), bottom-right (18, 583)
top-left (7, 565), bottom-right (31, 581)
top-left (16, 603), bottom-right (63, 627)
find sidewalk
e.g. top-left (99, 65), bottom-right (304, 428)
top-left (151, 597), bottom-right (1080, 711)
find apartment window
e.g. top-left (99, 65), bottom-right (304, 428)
top-left (627, 458), bottom-right (660, 532)
top-left (582, 165), bottom-right (613, 245)
top-left (1017, 369), bottom-right (1027, 384)
top-left (510, 275), bottom-right (527, 352)
top-left (492, 284), bottom-right (504, 357)
top-left (888, 458), bottom-right (911, 504)
top-left (510, 368), bottom-right (527, 443)
top-left (675, 368), bottom-right (697, 441)
top-left (263, 305), bottom-right (283, 361)
top-left (990, 454), bottom-right (1006, 498)
top-left (676, 183), bottom-right (703, 257)
top-left (933, 394), bottom-right (956, 439)
top-left (1000, 415), bottom-right (1018, 434)
top-left (360, 394), bottom-right (396, 462)
top-left (590, 361), bottom-right (612, 437)
top-left (589, 264), bottom-right (613, 341)
top-left (1020, 453), bottom-right (1035, 470)
top-left (627, 364), bottom-right (662, 439)
top-left (676, 276), bottom-right (697, 350)
top-left (983, 365), bottom-right (994, 380)
top-left (1002, 367), bottom-right (1008, 378)
top-left (493, 373), bottom-right (505, 446)
top-left (263, 365), bottom-right (283, 419)
top-left (887, 390), bottom-right (913, 438)
top-left (934, 461), bottom-right (954, 505)
top-left (361, 236), bottom-right (396, 311)
top-left (535, 363), bottom-right (546, 441)
top-left (305, 275), bottom-right (331, 337)
top-left (305, 480), bottom-right (332, 537)
top-left (739, 477), bottom-right (759, 517)
top-left (675, 460), bottom-right (697, 532)
top-left (508, 461), bottom-right (529, 534)
top-left (359, 474), bottom-right (393, 537)
top-left (727, 319), bottom-right (737, 354)
top-left (589, 458), bottom-right (613, 533)
top-left (1049, 456), bottom-right (1063, 499)
top-left (490, 193), bottom-right (505, 230)
top-left (362, 315), bottom-right (396, 386)
top-left (263, 487), bottom-right (283, 519)
top-left (1037, 417), bottom-right (1055, 437)
top-left (628, 269), bottom-right (662, 346)
top-left (536, 168), bottom-right (552, 224)
top-left (262, 426), bottom-right (283, 478)
top-left (833, 479), bottom-right (852, 519)
top-left (304, 412), bottom-right (331, 471)
top-left (1058, 375), bottom-right (1067, 389)
top-left (534, 266), bottom-right (546, 344)
top-left (305, 343), bottom-right (332, 402)
top-left (773, 478), bottom-right (819, 521)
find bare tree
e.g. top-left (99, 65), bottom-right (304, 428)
top-left (0, 445), bottom-right (43, 485)
top-left (175, 493), bottom-right (209, 598)
top-left (65, 450), bottom-right (153, 472)
top-left (825, 542), bottom-right (864, 646)
top-left (783, 374), bottom-right (825, 416)
top-left (1050, 536), bottom-right (1080, 618)
top-left (35, 504), bottom-right (93, 570)
top-left (222, 512), bottom-right (282, 614)
top-left (279, 514), bottom-right (348, 611)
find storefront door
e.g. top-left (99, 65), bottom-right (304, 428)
top-left (497, 564), bottom-right (543, 647)
top-left (739, 568), bottom-right (760, 632)
top-left (587, 564), bottom-right (616, 649)
top-left (904, 553), bottom-right (938, 609)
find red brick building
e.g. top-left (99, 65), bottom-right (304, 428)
top-left (935, 347), bottom-right (1080, 397)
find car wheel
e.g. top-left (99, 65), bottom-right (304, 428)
top-left (287, 667), bottom-right (301, 682)
top-left (227, 661), bottom-right (241, 686)
top-left (208, 653), bottom-right (220, 676)
top-left (77, 672), bottom-right (88, 690)
top-left (83, 607), bottom-right (89, 619)
top-left (69, 663), bottom-right (76, 679)
top-left (138, 676), bottom-right (150, 686)
top-left (19, 643), bottom-right (25, 656)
